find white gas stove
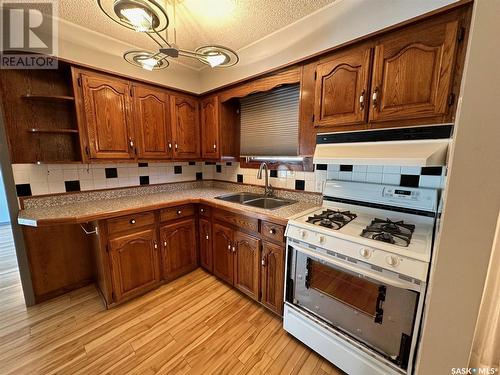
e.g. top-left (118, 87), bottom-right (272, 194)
top-left (284, 180), bottom-right (439, 375)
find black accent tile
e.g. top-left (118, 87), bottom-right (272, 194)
top-left (295, 179), bottom-right (305, 191)
top-left (315, 164), bottom-right (328, 171)
top-left (205, 161), bottom-right (216, 165)
top-left (340, 165), bottom-right (353, 172)
top-left (105, 168), bottom-right (118, 178)
top-left (216, 165), bottom-right (222, 173)
top-left (174, 166), bottom-right (182, 174)
top-left (226, 162), bottom-right (232, 166)
top-left (270, 170), bottom-right (278, 178)
top-left (140, 176), bottom-right (149, 185)
top-left (400, 175), bottom-right (420, 188)
top-left (189, 161), bottom-right (196, 165)
top-left (196, 172), bottom-right (203, 180)
top-left (16, 184), bottom-right (31, 197)
top-left (64, 180), bottom-right (80, 192)
top-left (237, 174), bottom-right (243, 183)
top-left (421, 166), bottom-right (443, 176)
top-left (138, 162), bottom-right (148, 167)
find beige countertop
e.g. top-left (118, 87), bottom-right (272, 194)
top-left (18, 181), bottom-right (322, 227)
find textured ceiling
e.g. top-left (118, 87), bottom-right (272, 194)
top-left (58, 0), bottom-right (336, 69)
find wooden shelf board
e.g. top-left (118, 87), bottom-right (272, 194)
top-left (21, 94), bottom-right (75, 102)
top-left (28, 128), bottom-right (79, 134)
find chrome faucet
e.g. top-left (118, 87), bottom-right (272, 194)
top-left (257, 162), bottom-right (274, 197)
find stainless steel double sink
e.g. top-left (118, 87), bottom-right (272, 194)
top-left (215, 192), bottom-right (296, 210)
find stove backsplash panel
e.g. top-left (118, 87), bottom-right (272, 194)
top-left (10, 162), bottom-right (446, 198)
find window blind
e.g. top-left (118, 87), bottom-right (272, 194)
top-left (240, 84), bottom-right (300, 156)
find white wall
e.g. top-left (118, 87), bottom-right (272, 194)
top-left (415, 0), bottom-right (500, 373)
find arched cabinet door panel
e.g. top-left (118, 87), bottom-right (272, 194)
top-left (160, 218), bottom-right (198, 281)
top-left (370, 19), bottom-right (459, 123)
top-left (133, 85), bottom-right (171, 159)
top-left (212, 223), bottom-right (234, 284)
top-left (201, 96), bottom-right (220, 159)
top-left (233, 231), bottom-right (260, 300)
top-left (314, 45), bottom-right (372, 130)
top-left (108, 227), bottom-right (160, 303)
top-left (260, 242), bottom-right (285, 315)
top-left (80, 73), bottom-right (134, 159)
top-left (170, 95), bottom-right (200, 159)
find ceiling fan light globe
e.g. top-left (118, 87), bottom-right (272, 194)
top-left (119, 7), bottom-right (153, 32)
top-left (204, 53), bottom-right (228, 68)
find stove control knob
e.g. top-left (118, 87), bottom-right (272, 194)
top-left (318, 235), bottom-right (326, 244)
top-left (359, 248), bottom-right (372, 259)
top-left (386, 255), bottom-right (400, 267)
top-left (299, 230), bottom-right (307, 239)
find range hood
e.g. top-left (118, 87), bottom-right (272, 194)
top-left (313, 124), bottom-right (453, 166)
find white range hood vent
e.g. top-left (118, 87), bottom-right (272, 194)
top-left (314, 124), bottom-right (453, 166)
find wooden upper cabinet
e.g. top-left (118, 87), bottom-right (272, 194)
top-left (212, 223), bottom-right (234, 284)
top-left (79, 73), bottom-right (134, 159)
top-left (261, 242), bottom-right (285, 315)
top-left (314, 45), bottom-right (372, 129)
top-left (233, 231), bottom-right (261, 301)
top-left (108, 227), bottom-right (160, 303)
top-left (200, 96), bottom-right (220, 159)
top-left (170, 95), bottom-right (200, 159)
top-left (133, 85), bottom-right (172, 159)
top-left (370, 18), bottom-right (459, 123)
top-left (160, 218), bottom-right (198, 281)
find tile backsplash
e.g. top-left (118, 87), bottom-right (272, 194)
top-left (12, 161), bottom-right (447, 198)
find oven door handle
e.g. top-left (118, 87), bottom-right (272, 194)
top-left (292, 244), bottom-right (419, 291)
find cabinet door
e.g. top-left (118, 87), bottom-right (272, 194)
top-left (261, 242), bottom-right (285, 315)
top-left (200, 96), bottom-right (220, 159)
top-left (199, 217), bottom-right (213, 272)
top-left (160, 218), bottom-right (198, 281)
top-left (212, 223), bottom-right (234, 284)
top-left (314, 45), bottom-right (372, 129)
top-left (133, 85), bottom-right (172, 159)
top-left (170, 95), bottom-right (200, 159)
top-left (234, 231), bottom-right (261, 300)
top-left (80, 73), bottom-right (134, 159)
top-left (108, 227), bottom-right (160, 303)
top-left (370, 19), bottom-right (459, 123)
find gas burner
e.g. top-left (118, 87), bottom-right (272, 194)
top-left (306, 209), bottom-right (357, 230)
top-left (361, 218), bottom-right (415, 247)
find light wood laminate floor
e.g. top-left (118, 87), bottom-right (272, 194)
top-left (0, 225), bottom-right (343, 375)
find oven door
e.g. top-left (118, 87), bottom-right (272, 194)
top-left (288, 243), bottom-right (421, 369)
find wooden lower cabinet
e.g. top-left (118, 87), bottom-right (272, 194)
top-left (160, 217), bottom-right (198, 281)
top-left (108, 227), bottom-right (160, 303)
top-left (212, 222), bottom-right (234, 284)
top-left (261, 241), bottom-right (285, 315)
top-left (199, 217), bottom-right (213, 272)
top-left (233, 231), bottom-right (261, 300)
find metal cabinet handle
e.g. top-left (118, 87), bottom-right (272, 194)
top-left (213, 143), bottom-right (217, 150)
top-left (372, 87), bottom-right (379, 108)
top-left (232, 246), bottom-right (236, 253)
top-left (200, 208), bottom-right (204, 213)
top-left (154, 241), bottom-right (158, 250)
top-left (261, 256), bottom-right (266, 267)
top-left (269, 228), bottom-right (276, 235)
top-left (205, 234), bottom-right (209, 240)
top-left (168, 142), bottom-right (172, 150)
top-left (129, 138), bottom-right (134, 148)
top-left (130, 219), bottom-right (136, 224)
top-left (227, 244), bottom-right (231, 250)
top-left (177, 210), bottom-right (182, 215)
top-left (359, 89), bottom-right (366, 110)
top-left (174, 143), bottom-right (178, 150)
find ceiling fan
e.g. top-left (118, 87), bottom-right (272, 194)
top-left (97, 0), bottom-right (239, 70)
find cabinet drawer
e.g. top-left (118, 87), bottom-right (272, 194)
top-left (213, 209), bottom-right (258, 234)
top-left (107, 212), bottom-right (155, 235)
top-left (160, 204), bottom-right (195, 222)
top-left (198, 205), bottom-right (211, 218)
top-left (261, 221), bottom-right (285, 244)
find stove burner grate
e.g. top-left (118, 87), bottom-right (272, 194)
top-left (361, 218), bottom-right (415, 247)
top-left (306, 209), bottom-right (357, 230)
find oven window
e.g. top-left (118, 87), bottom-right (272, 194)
top-left (307, 258), bottom-right (380, 317)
